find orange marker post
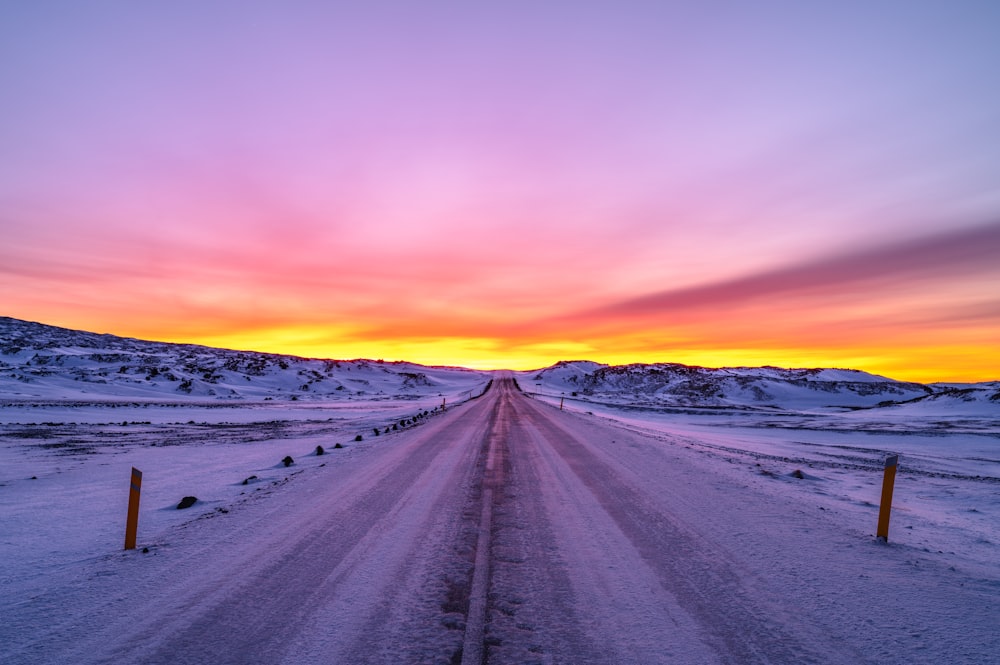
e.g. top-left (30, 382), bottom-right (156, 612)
top-left (876, 455), bottom-right (898, 542)
top-left (124, 467), bottom-right (142, 550)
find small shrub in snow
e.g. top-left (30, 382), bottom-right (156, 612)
top-left (354, 434), bottom-right (363, 441)
top-left (316, 445), bottom-right (325, 456)
top-left (334, 443), bottom-right (343, 449)
top-left (282, 455), bottom-right (294, 467)
top-left (242, 475), bottom-right (258, 485)
top-left (176, 496), bottom-right (198, 509)
top-left (373, 428), bottom-right (380, 436)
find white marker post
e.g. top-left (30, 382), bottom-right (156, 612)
top-left (876, 455), bottom-right (898, 542)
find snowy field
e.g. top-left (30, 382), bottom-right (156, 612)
top-left (0, 389), bottom-right (487, 592)
top-left (2, 321), bottom-right (998, 663)
top-left (521, 371), bottom-right (1000, 584)
top-left (0, 316), bottom-right (492, 597)
top-left (2, 375), bottom-right (998, 663)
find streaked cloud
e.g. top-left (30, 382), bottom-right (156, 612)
top-left (587, 221), bottom-right (1000, 319)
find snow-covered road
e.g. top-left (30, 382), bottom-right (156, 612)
top-left (4, 376), bottom-right (997, 664)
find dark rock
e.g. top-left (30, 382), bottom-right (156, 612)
top-left (176, 496), bottom-right (198, 509)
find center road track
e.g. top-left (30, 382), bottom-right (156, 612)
top-left (475, 377), bottom-right (850, 664)
top-left (36, 375), bottom-right (859, 664)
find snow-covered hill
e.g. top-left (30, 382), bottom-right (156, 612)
top-left (518, 360), bottom-right (1000, 413)
top-left (5, 317), bottom-right (997, 414)
top-left (0, 317), bottom-right (489, 402)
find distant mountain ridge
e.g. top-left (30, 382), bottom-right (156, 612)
top-left (519, 360), bottom-right (1000, 413)
top-left (0, 317), bottom-right (488, 401)
top-left (4, 317), bottom-right (997, 412)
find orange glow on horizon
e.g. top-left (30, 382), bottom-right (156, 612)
top-left (9, 217), bottom-right (1000, 390)
top-left (90, 322), bottom-right (997, 384)
top-left (9, 217), bottom-right (1000, 387)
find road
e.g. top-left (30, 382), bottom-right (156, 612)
top-left (9, 375), bottom-right (996, 664)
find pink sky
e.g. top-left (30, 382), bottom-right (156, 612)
top-left (2, 2), bottom-right (999, 380)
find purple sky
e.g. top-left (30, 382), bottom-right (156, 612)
top-left (2, 2), bottom-right (999, 378)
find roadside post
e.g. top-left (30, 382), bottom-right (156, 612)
top-left (560, 396), bottom-right (564, 410)
top-left (876, 455), bottom-right (898, 542)
top-left (124, 467), bottom-right (142, 550)
top-left (442, 397), bottom-right (446, 409)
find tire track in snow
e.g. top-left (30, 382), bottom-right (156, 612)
top-left (484, 383), bottom-right (618, 663)
top-left (472, 377), bottom-right (709, 663)
top-left (98, 397), bottom-right (501, 664)
top-left (510, 393), bottom-right (834, 664)
top-left (460, 385), bottom-right (507, 665)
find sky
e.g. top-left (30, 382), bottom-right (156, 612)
top-left (2, 1), bottom-right (999, 382)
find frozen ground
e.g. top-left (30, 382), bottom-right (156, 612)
top-left (521, 369), bottom-right (1000, 583)
top-left (0, 391), bottom-right (486, 601)
top-left (0, 358), bottom-right (997, 662)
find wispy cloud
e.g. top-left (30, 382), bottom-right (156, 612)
top-left (584, 221), bottom-right (1000, 319)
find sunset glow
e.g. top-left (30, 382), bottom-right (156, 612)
top-left (3, 3), bottom-right (1000, 382)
